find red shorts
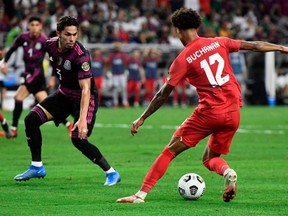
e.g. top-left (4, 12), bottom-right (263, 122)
top-left (127, 80), bottom-right (141, 92)
top-left (174, 109), bottom-right (240, 155)
top-left (94, 77), bottom-right (103, 90)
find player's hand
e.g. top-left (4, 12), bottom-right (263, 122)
top-left (281, 46), bottom-right (288, 54)
top-left (131, 117), bottom-right (144, 136)
top-left (72, 120), bottom-right (88, 139)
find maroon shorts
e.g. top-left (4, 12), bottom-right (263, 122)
top-left (174, 109), bottom-right (240, 154)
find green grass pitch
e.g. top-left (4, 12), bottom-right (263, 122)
top-left (0, 106), bottom-right (287, 215)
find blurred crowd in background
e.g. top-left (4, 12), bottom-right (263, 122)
top-left (1, 0), bottom-right (288, 108)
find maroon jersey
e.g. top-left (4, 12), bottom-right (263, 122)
top-left (46, 37), bottom-right (94, 101)
top-left (5, 32), bottom-right (47, 74)
top-left (168, 37), bottom-right (242, 113)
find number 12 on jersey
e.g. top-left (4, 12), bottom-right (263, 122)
top-left (200, 53), bottom-right (229, 87)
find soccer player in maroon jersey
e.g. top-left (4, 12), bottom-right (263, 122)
top-left (13, 16), bottom-right (121, 186)
top-left (116, 8), bottom-right (288, 203)
top-left (1, 16), bottom-right (72, 137)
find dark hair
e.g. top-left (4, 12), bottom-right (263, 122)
top-left (56, 16), bottom-right (79, 32)
top-left (28, 16), bottom-right (42, 23)
top-left (171, 8), bottom-right (202, 30)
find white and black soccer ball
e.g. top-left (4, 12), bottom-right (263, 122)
top-left (178, 173), bottom-right (206, 200)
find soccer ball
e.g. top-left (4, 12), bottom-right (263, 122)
top-left (178, 173), bottom-right (205, 200)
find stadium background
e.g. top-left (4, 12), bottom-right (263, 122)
top-left (1, 0), bottom-right (288, 109)
top-left (0, 1), bottom-right (288, 215)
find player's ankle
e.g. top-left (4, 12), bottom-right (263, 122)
top-left (135, 190), bottom-right (147, 200)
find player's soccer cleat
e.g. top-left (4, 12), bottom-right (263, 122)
top-left (1, 121), bottom-right (11, 138)
top-left (14, 165), bottom-right (46, 181)
top-left (116, 195), bottom-right (145, 203)
top-left (104, 171), bottom-right (121, 186)
top-left (10, 129), bottom-right (17, 138)
top-left (223, 169), bottom-right (237, 202)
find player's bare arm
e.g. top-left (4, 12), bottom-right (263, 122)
top-left (131, 83), bottom-right (174, 136)
top-left (72, 78), bottom-right (90, 139)
top-left (240, 40), bottom-right (288, 53)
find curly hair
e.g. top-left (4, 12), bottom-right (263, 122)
top-left (57, 16), bottom-right (79, 32)
top-left (171, 8), bottom-right (202, 30)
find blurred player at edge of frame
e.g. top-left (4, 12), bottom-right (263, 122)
top-left (1, 16), bottom-right (72, 138)
top-left (13, 16), bottom-right (121, 186)
top-left (116, 8), bottom-right (288, 203)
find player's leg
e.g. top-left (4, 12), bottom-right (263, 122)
top-left (0, 111), bottom-right (11, 138)
top-left (116, 136), bottom-right (189, 203)
top-left (14, 104), bottom-right (52, 181)
top-left (71, 138), bottom-right (121, 186)
top-left (127, 80), bottom-right (132, 106)
top-left (119, 74), bottom-right (129, 108)
top-left (14, 92), bottom-right (64, 181)
top-left (71, 92), bottom-right (120, 186)
top-left (10, 85), bottom-right (30, 137)
top-left (134, 81), bottom-right (141, 107)
top-left (202, 145), bottom-right (237, 202)
top-left (112, 75), bottom-right (119, 108)
top-left (35, 90), bottom-right (72, 135)
top-left (202, 110), bottom-right (240, 202)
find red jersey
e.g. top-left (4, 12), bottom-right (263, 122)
top-left (167, 37), bottom-right (242, 113)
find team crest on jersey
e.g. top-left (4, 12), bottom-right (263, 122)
top-left (35, 42), bottom-right (42, 50)
top-left (23, 41), bottom-right (28, 46)
top-left (63, 60), bottom-right (71, 70)
top-left (81, 62), bottom-right (90, 71)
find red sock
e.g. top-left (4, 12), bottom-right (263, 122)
top-left (140, 147), bottom-right (176, 193)
top-left (0, 112), bottom-right (4, 122)
top-left (203, 157), bottom-right (229, 176)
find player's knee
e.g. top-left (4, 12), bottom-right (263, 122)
top-left (24, 109), bottom-right (45, 129)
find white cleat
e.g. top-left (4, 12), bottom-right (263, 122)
top-left (116, 195), bottom-right (145, 203)
top-left (223, 169), bottom-right (237, 202)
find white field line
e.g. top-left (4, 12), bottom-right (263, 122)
top-left (93, 123), bottom-right (285, 135)
top-left (15, 121), bottom-right (285, 135)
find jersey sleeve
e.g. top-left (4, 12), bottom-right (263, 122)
top-left (167, 57), bottom-right (187, 87)
top-left (218, 37), bottom-right (241, 53)
top-left (76, 52), bottom-right (92, 80)
top-left (4, 34), bottom-right (23, 62)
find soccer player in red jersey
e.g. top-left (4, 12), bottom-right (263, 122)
top-left (13, 16), bottom-right (121, 186)
top-left (116, 8), bottom-right (288, 203)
